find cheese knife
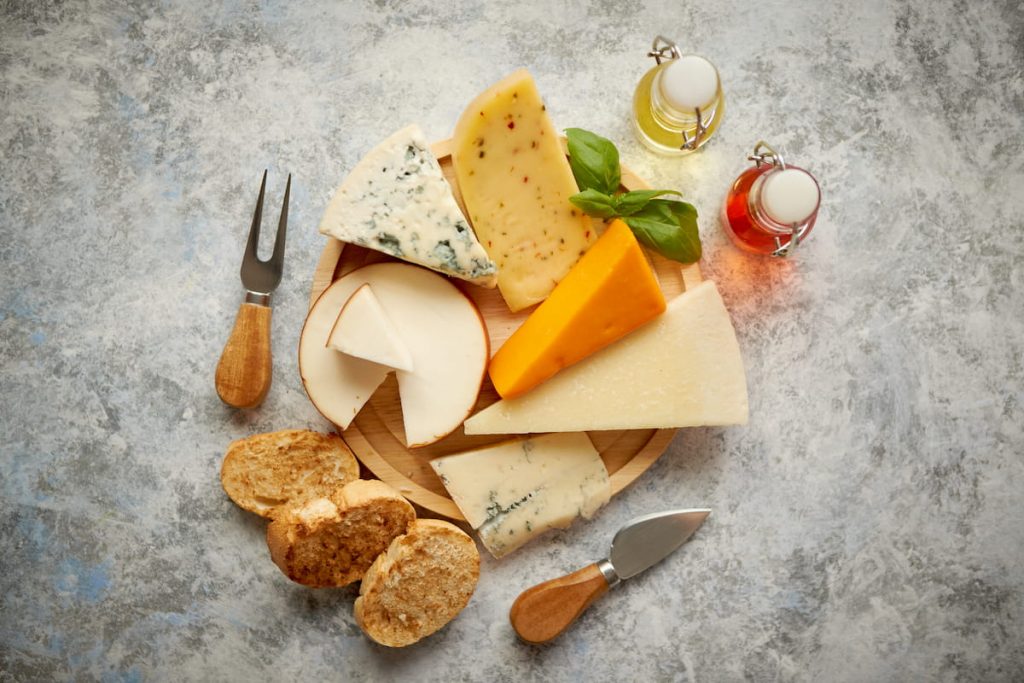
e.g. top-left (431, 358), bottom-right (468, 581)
top-left (509, 508), bottom-right (710, 644)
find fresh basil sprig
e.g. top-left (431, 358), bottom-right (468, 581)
top-left (565, 128), bottom-right (702, 264)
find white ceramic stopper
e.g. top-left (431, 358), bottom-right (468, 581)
top-left (762, 168), bottom-right (820, 225)
top-left (660, 55), bottom-right (720, 111)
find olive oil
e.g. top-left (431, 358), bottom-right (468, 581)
top-left (632, 53), bottom-right (725, 156)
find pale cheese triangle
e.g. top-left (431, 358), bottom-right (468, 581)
top-left (318, 124), bottom-right (497, 287)
top-left (327, 284), bottom-right (414, 373)
top-left (463, 280), bottom-right (748, 434)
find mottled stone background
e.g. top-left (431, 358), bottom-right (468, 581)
top-left (1, 0), bottom-right (1022, 681)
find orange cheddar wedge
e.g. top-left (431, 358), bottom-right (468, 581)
top-left (488, 220), bottom-right (666, 399)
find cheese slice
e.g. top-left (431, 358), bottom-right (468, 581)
top-left (326, 283), bottom-right (414, 373)
top-left (452, 69), bottom-right (596, 311)
top-left (300, 263), bottom-right (488, 444)
top-left (300, 281), bottom-right (391, 430)
top-left (318, 124), bottom-right (498, 287)
top-left (488, 220), bottom-right (665, 398)
top-left (464, 280), bottom-right (748, 434)
top-left (430, 433), bottom-right (610, 558)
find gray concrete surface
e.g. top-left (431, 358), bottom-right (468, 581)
top-left (2, 0), bottom-right (1022, 681)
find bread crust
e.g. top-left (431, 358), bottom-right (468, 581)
top-left (354, 519), bottom-right (480, 646)
top-left (266, 479), bottom-right (415, 587)
top-left (221, 429), bottom-right (360, 518)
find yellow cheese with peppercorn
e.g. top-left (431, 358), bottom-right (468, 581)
top-left (451, 69), bottom-right (596, 312)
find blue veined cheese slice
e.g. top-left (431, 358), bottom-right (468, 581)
top-left (430, 433), bottom-right (610, 558)
top-left (318, 124), bottom-right (498, 287)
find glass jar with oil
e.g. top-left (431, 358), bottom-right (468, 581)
top-left (721, 141), bottom-right (822, 257)
top-left (632, 36), bottom-right (724, 156)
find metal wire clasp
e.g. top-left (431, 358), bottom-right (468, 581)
top-left (647, 35), bottom-right (682, 64)
top-left (681, 111), bottom-right (709, 152)
top-left (749, 140), bottom-right (786, 170)
top-left (748, 141), bottom-right (807, 258)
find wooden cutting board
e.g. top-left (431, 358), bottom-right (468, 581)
top-left (307, 138), bottom-right (702, 520)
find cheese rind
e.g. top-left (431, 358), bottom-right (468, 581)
top-left (452, 70), bottom-right (596, 311)
top-left (430, 433), bottom-right (610, 558)
top-left (463, 280), bottom-right (749, 434)
top-left (318, 124), bottom-right (497, 287)
top-left (327, 284), bottom-right (414, 373)
top-left (488, 220), bottom-right (666, 398)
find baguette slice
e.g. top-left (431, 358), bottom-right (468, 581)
top-left (266, 480), bottom-right (415, 587)
top-left (221, 429), bottom-right (359, 518)
top-left (355, 519), bottom-right (480, 647)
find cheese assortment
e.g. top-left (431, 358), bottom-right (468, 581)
top-left (318, 124), bottom-right (498, 287)
top-left (430, 433), bottom-right (610, 558)
top-left (488, 219), bottom-right (666, 399)
top-left (327, 283), bottom-right (414, 373)
top-left (452, 69), bottom-right (596, 311)
top-left (300, 69), bottom-right (750, 559)
top-left (464, 280), bottom-right (748, 434)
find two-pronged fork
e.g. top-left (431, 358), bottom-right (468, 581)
top-left (215, 171), bottom-right (291, 408)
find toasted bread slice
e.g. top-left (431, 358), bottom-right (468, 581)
top-left (220, 429), bottom-right (359, 518)
top-left (266, 479), bottom-right (415, 587)
top-left (354, 519), bottom-right (480, 647)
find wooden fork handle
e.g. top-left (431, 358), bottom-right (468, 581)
top-left (215, 301), bottom-right (272, 409)
top-left (509, 563), bottom-right (611, 644)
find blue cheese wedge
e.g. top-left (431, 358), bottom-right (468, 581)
top-left (429, 433), bottom-right (610, 558)
top-left (318, 124), bottom-right (498, 287)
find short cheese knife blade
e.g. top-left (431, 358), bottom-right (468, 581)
top-left (608, 508), bottom-right (711, 580)
top-left (509, 508), bottom-right (710, 644)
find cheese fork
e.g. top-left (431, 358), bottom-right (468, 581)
top-left (215, 171), bottom-right (291, 409)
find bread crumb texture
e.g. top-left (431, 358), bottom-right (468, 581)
top-left (221, 429), bottom-right (360, 518)
top-left (266, 480), bottom-right (415, 587)
top-left (354, 519), bottom-right (480, 647)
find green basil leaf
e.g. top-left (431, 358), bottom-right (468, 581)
top-left (565, 128), bottom-right (620, 195)
top-left (569, 188), bottom-right (618, 218)
top-left (612, 189), bottom-right (682, 216)
top-left (623, 199), bottom-right (701, 263)
top-left (658, 198), bottom-right (698, 223)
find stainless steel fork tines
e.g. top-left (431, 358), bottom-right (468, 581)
top-left (241, 170), bottom-right (291, 305)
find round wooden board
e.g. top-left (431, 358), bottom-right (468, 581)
top-left (308, 138), bottom-right (703, 520)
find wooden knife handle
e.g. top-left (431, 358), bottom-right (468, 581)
top-left (509, 563), bottom-right (611, 644)
top-left (215, 302), bottom-right (272, 409)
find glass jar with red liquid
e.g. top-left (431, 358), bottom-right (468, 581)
top-left (721, 141), bottom-right (821, 257)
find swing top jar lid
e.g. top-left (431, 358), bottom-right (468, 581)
top-left (761, 168), bottom-right (821, 225)
top-left (660, 55), bottom-right (720, 111)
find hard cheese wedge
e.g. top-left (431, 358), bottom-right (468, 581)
top-left (452, 69), bottom-right (596, 311)
top-left (464, 280), bottom-right (748, 434)
top-left (318, 124), bottom-right (498, 287)
top-left (488, 219), bottom-right (666, 399)
top-left (327, 284), bottom-right (414, 373)
top-left (430, 433), bottom-right (610, 558)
